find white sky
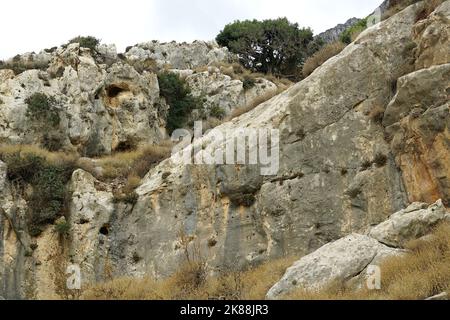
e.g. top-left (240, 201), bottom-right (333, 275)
top-left (0, 0), bottom-right (382, 59)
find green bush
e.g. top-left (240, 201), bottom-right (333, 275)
top-left (216, 18), bottom-right (314, 79)
top-left (158, 72), bottom-right (202, 133)
top-left (340, 19), bottom-right (368, 44)
top-left (0, 151), bottom-right (75, 237)
top-left (68, 36), bottom-right (100, 52)
top-left (209, 105), bottom-right (226, 120)
top-left (0, 56), bottom-right (49, 75)
top-left (113, 191), bottom-right (139, 205)
top-left (242, 77), bottom-right (256, 90)
top-left (25, 93), bottom-right (60, 127)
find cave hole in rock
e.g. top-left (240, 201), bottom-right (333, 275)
top-left (115, 140), bottom-right (137, 152)
top-left (100, 224), bottom-right (110, 236)
top-left (106, 84), bottom-right (128, 98)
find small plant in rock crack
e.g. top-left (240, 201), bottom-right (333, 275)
top-left (25, 93), bottom-right (60, 127)
top-left (374, 153), bottom-right (388, 167)
top-left (55, 220), bottom-right (71, 235)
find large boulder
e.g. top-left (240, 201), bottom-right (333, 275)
top-left (369, 200), bottom-right (449, 247)
top-left (266, 234), bottom-right (401, 299)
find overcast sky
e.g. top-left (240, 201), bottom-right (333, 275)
top-left (1, 0), bottom-right (382, 59)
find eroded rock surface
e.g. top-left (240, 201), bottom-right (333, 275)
top-left (0, 1), bottom-right (449, 299)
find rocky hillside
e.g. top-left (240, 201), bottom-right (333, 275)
top-left (0, 0), bottom-right (449, 299)
top-left (316, 18), bottom-right (361, 43)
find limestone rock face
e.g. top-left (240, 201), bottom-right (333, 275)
top-left (0, 1), bottom-right (449, 300)
top-left (316, 18), bottom-right (361, 43)
top-left (67, 170), bottom-right (115, 286)
top-left (102, 2), bottom-right (437, 280)
top-left (369, 200), bottom-right (449, 247)
top-left (125, 41), bottom-right (236, 69)
top-left (384, 64), bottom-right (450, 205)
top-left (185, 68), bottom-right (279, 115)
top-left (0, 44), bottom-right (167, 156)
top-left (413, 1), bottom-right (450, 70)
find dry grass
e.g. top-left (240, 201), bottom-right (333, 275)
top-left (81, 256), bottom-right (297, 300)
top-left (228, 87), bottom-right (285, 120)
top-left (95, 142), bottom-right (172, 181)
top-left (200, 61), bottom-right (293, 90)
top-left (286, 222), bottom-right (450, 300)
top-left (302, 42), bottom-right (347, 78)
top-left (0, 142), bottom-right (172, 183)
top-left (0, 144), bottom-right (78, 168)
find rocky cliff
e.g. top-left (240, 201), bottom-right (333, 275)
top-left (316, 17), bottom-right (361, 43)
top-left (0, 0), bottom-right (449, 299)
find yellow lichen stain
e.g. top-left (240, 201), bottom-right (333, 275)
top-left (33, 227), bottom-right (64, 300)
top-left (398, 126), bottom-right (450, 205)
top-left (150, 193), bottom-right (160, 214)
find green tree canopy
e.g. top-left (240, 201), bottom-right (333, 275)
top-left (158, 72), bottom-right (202, 134)
top-left (216, 18), bottom-right (314, 78)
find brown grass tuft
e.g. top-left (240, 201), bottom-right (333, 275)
top-left (228, 88), bottom-right (285, 120)
top-left (81, 256), bottom-right (297, 300)
top-left (96, 142), bottom-right (172, 180)
top-left (302, 42), bottom-right (346, 78)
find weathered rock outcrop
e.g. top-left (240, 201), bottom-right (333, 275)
top-left (0, 1), bottom-right (449, 299)
top-left (112, 1), bottom-right (423, 278)
top-left (266, 199), bottom-right (449, 299)
top-left (317, 18), bottom-right (361, 43)
top-left (369, 200), bottom-right (448, 247)
top-left (266, 234), bottom-right (402, 299)
top-left (124, 41), bottom-right (236, 70)
top-left (0, 43), bottom-right (168, 156)
top-left (185, 68), bottom-right (278, 115)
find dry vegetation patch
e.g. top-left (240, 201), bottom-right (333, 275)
top-left (302, 42), bottom-right (346, 78)
top-left (82, 256), bottom-right (297, 300)
top-left (228, 87), bottom-right (286, 120)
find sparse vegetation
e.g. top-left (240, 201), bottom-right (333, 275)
top-left (25, 93), bottom-right (60, 127)
top-left (373, 153), bottom-right (388, 167)
top-left (242, 76), bottom-right (256, 90)
top-left (302, 42), bottom-right (346, 78)
top-left (360, 159), bottom-right (372, 171)
top-left (0, 56), bottom-right (49, 75)
top-left (125, 58), bottom-right (158, 74)
top-left (0, 143), bottom-right (171, 235)
top-left (82, 256), bottom-right (297, 300)
top-left (228, 88), bottom-right (284, 120)
top-left (68, 36), bottom-right (100, 52)
top-left (368, 105), bottom-right (386, 124)
top-left (340, 18), bottom-right (368, 44)
top-left (55, 220), bottom-right (71, 235)
top-left (0, 145), bottom-right (77, 236)
top-left (209, 104), bottom-right (226, 120)
top-left (415, 0), bottom-right (445, 21)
